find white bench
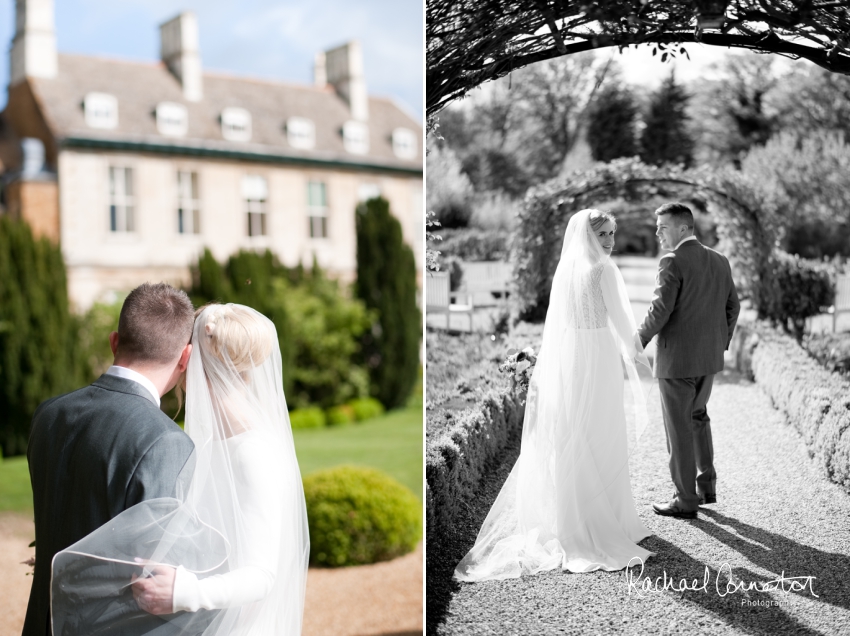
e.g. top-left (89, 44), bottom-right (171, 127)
top-left (458, 261), bottom-right (512, 305)
top-left (832, 274), bottom-right (850, 332)
top-left (426, 271), bottom-right (473, 330)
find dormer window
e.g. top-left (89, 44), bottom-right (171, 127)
top-left (342, 121), bottom-right (369, 155)
top-left (221, 107), bottom-right (251, 142)
top-left (84, 93), bottom-right (118, 129)
top-left (156, 102), bottom-right (188, 137)
top-left (392, 128), bottom-right (418, 160)
top-left (287, 117), bottom-right (315, 149)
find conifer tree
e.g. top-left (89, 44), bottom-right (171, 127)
top-left (0, 217), bottom-right (80, 456)
top-left (355, 197), bottom-right (421, 409)
top-left (640, 72), bottom-right (695, 168)
top-left (587, 84), bottom-right (639, 163)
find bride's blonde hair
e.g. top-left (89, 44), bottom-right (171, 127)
top-left (198, 304), bottom-right (274, 375)
top-left (588, 209), bottom-right (617, 232)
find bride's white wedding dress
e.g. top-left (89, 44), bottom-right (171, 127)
top-left (454, 210), bottom-right (654, 582)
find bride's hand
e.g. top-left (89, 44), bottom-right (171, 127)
top-left (131, 560), bottom-right (176, 615)
top-left (634, 351), bottom-right (651, 371)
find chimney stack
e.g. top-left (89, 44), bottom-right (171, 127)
top-left (9, 0), bottom-right (58, 86)
top-left (159, 12), bottom-right (203, 102)
top-left (313, 52), bottom-right (326, 87)
top-left (322, 41), bottom-right (368, 122)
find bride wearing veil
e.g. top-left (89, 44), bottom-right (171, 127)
top-left (51, 304), bottom-right (309, 635)
top-left (455, 209), bottom-right (654, 582)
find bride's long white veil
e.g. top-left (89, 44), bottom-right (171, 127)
top-left (51, 304), bottom-right (309, 635)
top-left (454, 209), bottom-right (650, 581)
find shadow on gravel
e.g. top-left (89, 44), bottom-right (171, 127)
top-left (699, 509), bottom-right (850, 612)
top-left (426, 438), bottom-right (522, 635)
top-left (633, 534), bottom-right (826, 635)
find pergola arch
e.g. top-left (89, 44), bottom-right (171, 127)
top-left (511, 158), bottom-right (777, 320)
top-left (427, 0), bottom-right (850, 116)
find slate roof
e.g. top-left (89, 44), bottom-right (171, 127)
top-left (28, 54), bottom-right (422, 173)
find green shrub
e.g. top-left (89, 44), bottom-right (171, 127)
top-left (757, 251), bottom-right (835, 342)
top-left (272, 275), bottom-right (372, 410)
top-left (191, 250), bottom-right (372, 409)
top-left (289, 407), bottom-right (326, 430)
top-left (76, 296), bottom-right (123, 381)
top-left (326, 404), bottom-right (355, 426)
top-left (304, 466), bottom-right (422, 566)
top-left (349, 397), bottom-right (385, 422)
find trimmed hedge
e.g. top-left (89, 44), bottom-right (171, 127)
top-left (327, 404), bottom-right (355, 426)
top-left (804, 332), bottom-right (850, 375)
top-left (426, 390), bottom-right (525, 543)
top-left (289, 407), bottom-right (327, 430)
top-left (741, 321), bottom-right (850, 493)
top-left (304, 465), bottom-right (422, 566)
top-left (349, 397), bottom-right (385, 421)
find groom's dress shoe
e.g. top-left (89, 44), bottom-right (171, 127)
top-left (652, 501), bottom-right (697, 519)
top-left (699, 494), bottom-right (716, 505)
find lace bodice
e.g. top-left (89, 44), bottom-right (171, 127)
top-left (566, 263), bottom-right (608, 328)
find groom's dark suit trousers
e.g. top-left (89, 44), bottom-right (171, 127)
top-left (658, 375), bottom-right (716, 511)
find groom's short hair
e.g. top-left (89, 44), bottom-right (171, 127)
top-left (655, 202), bottom-right (694, 229)
top-left (117, 283), bottom-right (195, 364)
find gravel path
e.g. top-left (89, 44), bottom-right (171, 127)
top-left (0, 515), bottom-right (421, 636)
top-left (430, 367), bottom-right (850, 635)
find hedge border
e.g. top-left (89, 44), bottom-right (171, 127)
top-left (735, 321), bottom-right (850, 493)
top-left (425, 389), bottom-right (525, 545)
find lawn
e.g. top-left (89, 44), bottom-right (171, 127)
top-left (0, 404), bottom-right (422, 513)
top-left (293, 404), bottom-right (422, 499)
top-left (0, 455), bottom-right (31, 512)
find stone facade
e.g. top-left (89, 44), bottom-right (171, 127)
top-left (57, 149), bottom-right (422, 309)
top-left (1, 2), bottom-right (423, 311)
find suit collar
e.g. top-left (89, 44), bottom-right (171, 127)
top-left (674, 237), bottom-right (701, 251)
top-left (92, 373), bottom-right (160, 406)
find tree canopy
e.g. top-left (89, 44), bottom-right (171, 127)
top-left (427, 0), bottom-right (850, 116)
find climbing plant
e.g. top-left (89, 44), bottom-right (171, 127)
top-left (512, 158), bottom-right (780, 321)
top-left (427, 0), bottom-right (850, 117)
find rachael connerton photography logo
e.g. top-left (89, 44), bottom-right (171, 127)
top-left (623, 558), bottom-right (818, 602)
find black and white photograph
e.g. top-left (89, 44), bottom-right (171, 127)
top-left (426, 1), bottom-right (850, 634)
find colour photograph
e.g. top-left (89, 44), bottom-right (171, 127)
top-left (0, 1), bottom-right (423, 635)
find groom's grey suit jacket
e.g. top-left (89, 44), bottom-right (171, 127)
top-left (23, 373), bottom-right (195, 636)
top-left (638, 239), bottom-right (740, 379)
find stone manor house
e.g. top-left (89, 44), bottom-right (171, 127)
top-left (0, 0), bottom-right (423, 310)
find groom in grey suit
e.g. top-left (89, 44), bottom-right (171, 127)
top-left (23, 283), bottom-right (196, 636)
top-left (638, 202), bottom-right (740, 519)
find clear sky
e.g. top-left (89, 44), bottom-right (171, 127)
top-left (613, 41), bottom-right (796, 86)
top-left (0, 0), bottom-right (423, 120)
